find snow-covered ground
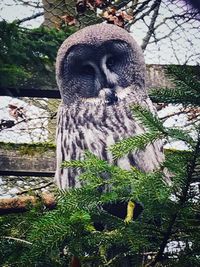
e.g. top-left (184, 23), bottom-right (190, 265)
top-left (0, 96), bottom-right (49, 143)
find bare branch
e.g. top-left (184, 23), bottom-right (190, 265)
top-left (132, 0), bottom-right (160, 24)
top-left (15, 11), bottom-right (44, 24)
top-left (141, 0), bottom-right (162, 51)
top-left (12, 0), bottom-right (42, 8)
top-left (153, 11), bottom-right (199, 32)
top-left (17, 181), bottom-right (54, 195)
top-left (160, 110), bottom-right (187, 121)
top-left (132, 0), bottom-right (152, 17)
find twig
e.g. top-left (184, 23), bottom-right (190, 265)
top-left (184, 118), bottom-right (200, 127)
top-left (132, 0), bottom-right (152, 17)
top-left (114, 0), bottom-right (133, 10)
top-left (17, 181), bottom-right (54, 195)
top-left (2, 236), bottom-right (32, 245)
top-left (152, 11), bottom-right (199, 33)
top-left (160, 110), bottom-right (187, 121)
top-left (15, 12), bottom-right (44, 24)
top-left (132, 0), bottom-right (160, 25)
top-left (0, 115), bottom-right (55, 132)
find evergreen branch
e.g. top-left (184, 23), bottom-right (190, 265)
top-left (111, 106), bottom-right (194, 160)
top-left (62, 151), bottom-right (109, 171)
top-left (131, 105), bottom-right (165, 132)
top-left (166, 128), bottom-right (194, 147)
top-left (61, 159), bottom-right (85, 169)
top-left (110, 106), bottom-right (171, 160)
top-left (150, 65), bottom-right (200, 105)
top-left (148, 132), bottom-right (200, 266)
top-left (110, 131), bottom-right (163, 159)
top-left (167, 65), bottom-right (200, 93)
top-left (150, 87), bottom-right (200, 105)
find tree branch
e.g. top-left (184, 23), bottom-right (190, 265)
top-left (15, 11), bottom-right (44, 25)
top-left (13, 0), bottom-right (42, 8)
top-left (132, 0), bottom-right (152, 17)
top-left (141, 0), bottom-right (162, 51)
top-left (132, 0), bottom-right (160, 24)
top-left (16, 181), bottom-right (54, 195)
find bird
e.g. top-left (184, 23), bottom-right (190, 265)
top-left (55, 23), bottom-right (164, 219)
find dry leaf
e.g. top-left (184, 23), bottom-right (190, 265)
top-left (120, 11), bottom-right (133, 21)
top-left (61, 15), bottom-right (77, 26)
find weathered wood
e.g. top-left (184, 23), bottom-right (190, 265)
top-left (0, 143), bottom-right (199, 179)
top-left (0, 193), bottom-right (56, 215)
top-left (1, 64), bottom-right (193, 98)
top-left (0, 144), bottom-right (56, 177)
top-left (0, 88), bottom-right (60, 98)
top-left (146, 64), bottom-right (174, 89)
top-left (0, 170), bottom-right (55, 177)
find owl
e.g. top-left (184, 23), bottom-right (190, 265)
top-left (55, 23), bottom-right (164, 190)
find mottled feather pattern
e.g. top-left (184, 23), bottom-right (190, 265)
top-left (55, 87), bottom-right (163, 189)
top-left (55, 23), bottom-right (165, 190)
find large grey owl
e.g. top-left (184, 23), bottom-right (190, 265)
top-left (55, 23), bottom-right (164, 189)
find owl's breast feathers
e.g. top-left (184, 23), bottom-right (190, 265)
top-left (55, 96), bottom-right (164, 189)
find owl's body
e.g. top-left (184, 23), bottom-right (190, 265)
top-left (55, 23), bottom-right (164, 189)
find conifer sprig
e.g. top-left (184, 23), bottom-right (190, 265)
top-left (110, 131), bottom-right (163, 159)
top-left (131, 105), bottom-right (165, 132)
top-left (111, 105), bottom-right (194, 159)
top-left (149, 65), bottom-right (200, 106)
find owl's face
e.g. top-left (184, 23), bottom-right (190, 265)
top-left (56, 24), bottom-right (146, 105)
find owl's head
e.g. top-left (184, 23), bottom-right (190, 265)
top-left (56, 23), bottom-right (147, 105)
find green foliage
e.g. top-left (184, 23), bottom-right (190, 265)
top-left (0, 21), bottom-right (75, 88)
top-left (0, 157), bottom-right (171, 266)
top-left (1, 135), bottom-right (199, 266)
top-left (111, 131), bottom-right (163, 159)
top-left (150, 65), bottom-right (200, 106)
top-left (131, 105), bottom-right (165, 132)
top-left (110, 105), bottom-right (165, 159)
top-left (0, 62), bottom-right (200, 266)
top-left (111, 105), bottom-right (194, 159)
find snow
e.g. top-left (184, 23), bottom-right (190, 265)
top-left (0, 96), bottom-right (49, 143)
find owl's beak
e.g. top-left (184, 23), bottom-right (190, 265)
top-left (99, 88), bottom-right (118, 105)
top-left (105, 91), bottom-right (118, 105)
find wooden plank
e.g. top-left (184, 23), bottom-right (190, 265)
top-left (0, 144), bottom-right (199, 179)
top-left (146, 64), bottom-right (174, 89)
top-left (0, 88), bottom-right (61, 98)
top-left (0, 144), bottom-right (56, 177)
top-left (0, 170), bottom-right (55, 177)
